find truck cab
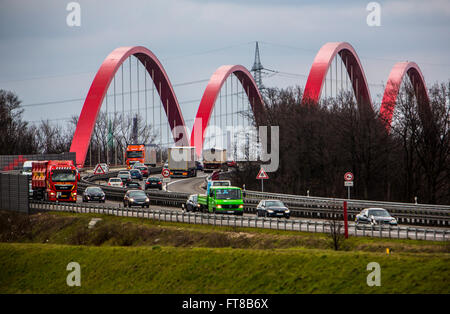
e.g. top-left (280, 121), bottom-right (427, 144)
top-left (32, 160), bottom-right (80, 202)
top-left (197, 186), bottom-right (244, 215)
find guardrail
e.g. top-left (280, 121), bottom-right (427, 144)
top-left (78, 169), bottom-right (449, 227)
top-left (29, 200), bottom-right (448, 242)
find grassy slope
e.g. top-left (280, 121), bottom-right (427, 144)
top-left (0, 242), bottom-right (449, 294)
top-left (1, 211), bottom-right (449, 293)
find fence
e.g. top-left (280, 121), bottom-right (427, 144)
top-left (30, 200), bottom-right (448, 241)
top-left (0, 152), bottom-right (76, 171)
top-left (0, 172), bottom-right (29, 214)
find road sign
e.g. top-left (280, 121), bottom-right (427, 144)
top-left (93, 163), bottom-right (106, 175)
top-left (162, 168), bottom-right (170, 178)
top-left (344, 181), bottom-right (354, 187)
top-left (162, 177), bottom-right (170, 183)
top-left (344, 172), bottom-right (354, 181)
top-left (256, 167), bottom-right (269, 180)
top-left (257, 167), bottom-right (269, 192)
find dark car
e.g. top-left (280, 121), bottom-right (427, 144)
top-left (123, 190), bottom-right (150, 208)
top-left (118, 171), bottom-right (132, 183)
top-left (129, 169), bottom-right (143, 181)
top-left (355, 208), bottom-right (397, 227)
top-left (183, 194), bottom-right (200, 212)
top-left (256, 200), bottom-right (290, 218)
top-left (82, 186), bottom-right (106, 203)
top-left (195, 161), bottom-right (203, 171)
top-left (133, 165), bottom-right (149, 177)
top-left (145, 177), bottom-right (162, 190)
top-left (125, 181), bottom-right (142, 190)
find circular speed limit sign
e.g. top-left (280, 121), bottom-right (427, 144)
top-left (344, 172), bottom-right (354, 181)
top-left (162, 168), bottom-right (170, 178)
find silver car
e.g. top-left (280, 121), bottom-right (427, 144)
top-left (355, 208), bottom-right (397, 227)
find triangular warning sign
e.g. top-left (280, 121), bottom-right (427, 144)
top-left (94, 164), bottom-right (105, 175)
top-left (256, 167), bottom-right (269, 180)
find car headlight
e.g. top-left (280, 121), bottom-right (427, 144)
top-left (238, 204), bottom-right (244, 208)
top-left (267, 210), bottom-right (274, 213)
top-left (129, 198), bottom-right (134, 202)
top-left (145, 198), bottom-right (149, 202)
top-left (216, 205), bottom-right (222, 209)
top-left (285, 209), bottom-right (290, 213)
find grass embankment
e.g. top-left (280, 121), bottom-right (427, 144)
top-left (0, 211), bottom-right (449, 293)
top-left (1, 243), bottom-right (448, 293)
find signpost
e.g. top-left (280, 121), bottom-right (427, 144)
top-left (343, 201), bottom-right (348, 239)
top-left (344, 172), bottom-right (353, 199)
top-left (256, 167), bottom-right (269, 192)
top-left (162, 168), bottom-right (170, 190)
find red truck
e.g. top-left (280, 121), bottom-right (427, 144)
top-left (32, 160), bottom-right (80, 202)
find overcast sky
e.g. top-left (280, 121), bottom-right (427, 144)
top-left (0, 0), bottom-right (449, 129)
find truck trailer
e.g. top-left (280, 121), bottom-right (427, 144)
top-left (168, 146), bottom-right (197, 178)
top-left (32, 160), bottom-right (80, 202)
top-left (202, 148), bottom-right (227, 172)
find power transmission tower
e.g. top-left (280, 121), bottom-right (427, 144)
top-left (251, 41), bottom-right (264, 90)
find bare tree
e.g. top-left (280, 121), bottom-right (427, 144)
top-left (327, 205), bottom-right (345, 251)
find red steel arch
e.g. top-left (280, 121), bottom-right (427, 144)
top-left (302, 42), bottom-right (373, 112)
top-left (380, 61), bottom-right (430, 132)
top-left (69, 46), bottom-right (189, 167)
top-left (189, 65), bottom-right (265, 157)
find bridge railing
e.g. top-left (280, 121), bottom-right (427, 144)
top-left (29, 200), bottom-right (448, 242)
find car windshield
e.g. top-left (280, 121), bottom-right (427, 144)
top-left (129, 191), bottom-right (146, 197)
top-left (127, 151), bottom-right (143, 158)
top-left (130, 170), bottom-right (139, 174)
top-left (215, 189), bottom-right (241, 200)
top-left (51, 170), bottom-right (76, 182)
top-left (368, 209), bottom-right (390, 217)
top-left (23, 166), bottom-right (32, 172)
top-left (148, 177), bottom-right (160, 181)
top-left (87, 187), bottom-right (103, 193)
top-left (265, 201), bottom-right (285, 207)
top-left (118, 173), bottom-right (129, 177)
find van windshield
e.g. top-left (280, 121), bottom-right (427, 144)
top-left (215, 189), bottom-right (241, 200)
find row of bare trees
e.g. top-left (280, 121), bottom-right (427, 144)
top-left (0, 89), bottom-right (158, 166)
top-left (232, 81), bottom-right (449, 205)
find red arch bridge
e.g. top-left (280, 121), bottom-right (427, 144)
top-left (69, 42), bottom-right (432, 168)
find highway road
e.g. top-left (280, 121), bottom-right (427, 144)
top-left (77, 169), bottom-right (448, 239)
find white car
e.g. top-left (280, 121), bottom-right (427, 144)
top-left (108, 177), bottom-right (123, 187)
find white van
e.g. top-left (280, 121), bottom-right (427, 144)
top-left (22, 160), bottom-right (36, 196)
top-left (22, 160), bottom-right (35, 176)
